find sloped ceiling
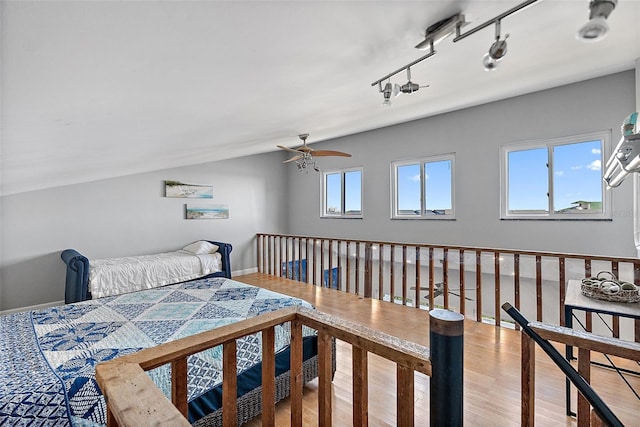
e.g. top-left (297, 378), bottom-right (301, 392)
top-left (1, 1), bottom-right (639, 195)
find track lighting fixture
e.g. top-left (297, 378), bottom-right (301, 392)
top-left (482, 21), bottom-right (509, 71)
top-left (576, 0), bottom-right (617, 42)
top-left (371, 0), bottom-right (615, 102)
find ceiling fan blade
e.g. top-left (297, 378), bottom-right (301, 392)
top-left (283, 155), bottom-right (303, 163)
top-left (277, 145), bottom-right (303, 154)
top-left (311, 150), bottom-right (352, 157)
top-left (296, 145), bottom-right (313, 153)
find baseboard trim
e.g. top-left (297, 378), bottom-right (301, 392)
top-left (1, 300), bottom-right (65, 316)
top-left (232, 267), bottom-right (258, 276)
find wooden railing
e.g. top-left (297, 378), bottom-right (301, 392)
top-left (520, 320), bottom-right (640, 426)
top-left (257, 233), bottom-right (640, 335)
top-left (96, 305), bottom-right (463, 427)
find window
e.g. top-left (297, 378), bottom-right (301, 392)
top-left (500, 131), bottom-right (611, 220)
top-left (322, 168), bottom-right (362, 218)
top-left (391, 154), bottom-right (455, 219)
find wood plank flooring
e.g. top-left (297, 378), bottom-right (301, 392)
top-left (236, 273), bottom-right (640, 426)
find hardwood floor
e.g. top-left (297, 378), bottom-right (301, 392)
top-left (236, 273), bottom-right (640, 426)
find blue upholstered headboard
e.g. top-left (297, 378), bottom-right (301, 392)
top-left (60, 240), bottom-right (233, 304)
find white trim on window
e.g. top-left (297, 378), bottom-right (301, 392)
top-left (391, 153), bottom-right (455, 220)
top-left (321, 167), bottom-right (363, 219)
top-left (500, 130), bottom-right (611, 220)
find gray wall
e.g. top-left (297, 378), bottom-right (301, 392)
top-left (0, 152), bottom-right (289, 310)
top-left (1, 70), bottom-right (637, 311)
top-left (286, 71), bottom-right (638, 257)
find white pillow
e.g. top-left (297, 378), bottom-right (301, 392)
top-left (183, 240), bottom-right (219, 255)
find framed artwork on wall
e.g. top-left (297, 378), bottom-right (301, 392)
top-left (185, 204), bottom-right (229, 220)
top-left (165, 180), bottom-right (213, 198)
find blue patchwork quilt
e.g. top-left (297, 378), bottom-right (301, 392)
top-left (0, 278), bottom-right (313, 426)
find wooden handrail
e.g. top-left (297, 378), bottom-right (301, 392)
top-left (530, 322), bottom-right (640, 361)
top-left (96, 305), bottom-right (451, 427)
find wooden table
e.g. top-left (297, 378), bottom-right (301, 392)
top-left (564, 279), bottom-right (640, 415)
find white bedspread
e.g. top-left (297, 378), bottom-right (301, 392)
top-left (88, 250), bottom-right (222, 298)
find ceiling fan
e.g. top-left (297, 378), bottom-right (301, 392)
top-left (277, 134), bottom-right (351, 172)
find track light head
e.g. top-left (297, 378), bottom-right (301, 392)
top-left (577, 0), bottom-right (617, 42)
top-left (382, 82), bottom-right (393, 106)
top-left (381, 81), bottom-right (401, 106)
top-left (482, 35), bottom-right (508, 71)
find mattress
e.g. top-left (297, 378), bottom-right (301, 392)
top-left (0, 277), bottom-right (315, 426)
top-left (89, 250), bottom-right (222, 298)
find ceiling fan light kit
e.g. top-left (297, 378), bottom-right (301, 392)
top-left (372, 0), bottom-right (616, 104)
top-left (277, 134), bottom-right (352, 173)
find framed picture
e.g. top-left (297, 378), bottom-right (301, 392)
top-left (165, 180), bottom-right (213, 198)
top-left (185, 204), bottom-right (229, 220)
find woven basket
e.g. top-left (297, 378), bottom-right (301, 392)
top-left (581, 271), bottom-right (640, 303)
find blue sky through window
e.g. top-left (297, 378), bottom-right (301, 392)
top-left (397, 160), bottom-right (452, 212)
top-left (344, 170), bottom-right (361, 213)
top-left (507, 140), bottom-right (602, 212)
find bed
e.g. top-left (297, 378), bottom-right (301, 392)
top-left (61, 240), bottom-right (233, 304)
top-left (0, 277), bottom-right (328, 426)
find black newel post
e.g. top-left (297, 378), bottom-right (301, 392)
top-left (429, 309), bottom-right (464, 427)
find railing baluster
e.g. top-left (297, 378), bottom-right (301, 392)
top-left (415, 246), bottom-right (421, 309)
top-left (475, 250), bottom-right (482, 323)
top-left (611, 261), bottom-right (620, 338)
top-left (279, 236), bottom-right (283, 278)
top-left (494, 251), bottom-right (501, 327)
top-left (585, 258), bottom-right (593, 332)
top-left (459, 249), bottom-right (466, 317)
top-left (390, 244), bottom-right (395, 303)
top-left (443, 248), bottom-right (449, 309)
top-left (514, 254), bottom-right (521, 331)
top-left (305, 238), bottom-right (310, 284)
top-left (313, 238), bottom-right (318, 285)
top-left (261, 327), bottom-right (276, 426)
top-left (536, 255), bottom-right (542, 322)
top-left (337, 240), bottom-right (342, 291)
top-left (397, 365), bottom-right (414, 427)
top-left (401, 245), bottom-right (407, 306)
top-left (356, 242), bottom-right (361, 295)
top-left (429, 247), bottom-right (435, 309)
top-left (364, 243), bottom-right (373, 298)
top-left (320, 239), bottom-right (325, 286)
top-left (318, 329), bottom-right (333, 427)
top-left (329, 239), bottom-right (334, 289)
top-left (222, 341), bottom-right (238, 427)
top-left (352, 346), bottom-right (368, 426)
top-left (559, 256), bottom-right (566, 327)
top-left (378, 244), bottom-right (384, 300)
top-left (290, 318), bottom-right (303, 426)
top-left (171, 358), bottom-right (188, 417)
top-left (346, 241), bottom-right (351, 293)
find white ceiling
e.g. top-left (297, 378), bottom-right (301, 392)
top-left (1, 1), bottom-right (639, 195)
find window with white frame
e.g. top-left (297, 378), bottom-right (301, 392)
top-left (322, 168), bottom-right (362, 218)
top-left (500, 131), bottom-right (611, 220)
top-left (391, 154), bottom-right (455, 219)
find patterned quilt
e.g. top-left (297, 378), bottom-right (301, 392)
top-left (0, 278), bottom-right (314, 426)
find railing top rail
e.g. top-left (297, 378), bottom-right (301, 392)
top-left (257, 233), bottom-right (640, 264)
top-left (530, 322), bottom-right (640, 361)
top-left (297, 306), bottom-right (432, 375)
